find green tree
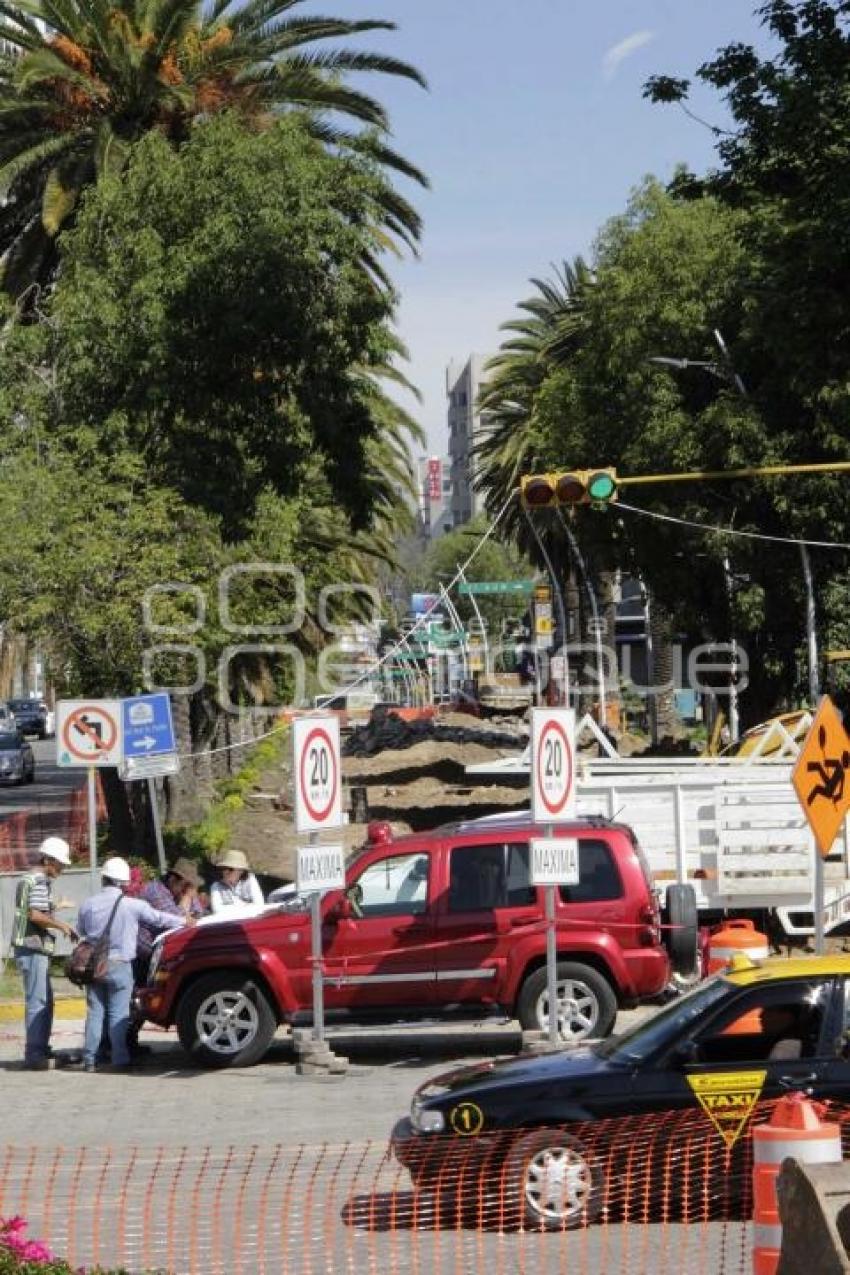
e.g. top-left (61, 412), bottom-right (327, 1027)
top-left (49, 114), bottom-right (415, 535)
top-left (411, 516), bottom-right (532, 634)
top-left (0, 0), bottom-right (426, 296)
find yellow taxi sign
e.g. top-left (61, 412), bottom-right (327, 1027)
top-left (688, 1070), bottom-right (767, 1148)
top-left (792, 696), bottom-right (850, 857)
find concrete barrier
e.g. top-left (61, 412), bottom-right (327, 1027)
top-left (777, 1157), bottom-right (850, 1275)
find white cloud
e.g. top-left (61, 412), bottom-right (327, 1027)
top-left (602, 30), bottom-right (655, 82)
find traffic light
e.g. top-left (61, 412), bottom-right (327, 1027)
top-left (520, 468), bottom-right (618, 508)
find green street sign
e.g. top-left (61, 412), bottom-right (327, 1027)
top-left (457, 579), bottom-right (536, 596)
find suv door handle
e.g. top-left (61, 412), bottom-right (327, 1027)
top-left (392, 924), bottom-right (429, 936)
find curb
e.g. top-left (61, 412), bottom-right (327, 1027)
top-left (0, 999), bottom-right (86, 1022)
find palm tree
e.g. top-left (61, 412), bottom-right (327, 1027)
top-left (475, 257), bottom-right (593, 546)
top-left (475, 259), bottom-right (630, 730)
top-left (0, 0), bottom-right (427, 296)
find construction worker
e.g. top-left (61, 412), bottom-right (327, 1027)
top-left (12, 836), bottom-right (77, 1069)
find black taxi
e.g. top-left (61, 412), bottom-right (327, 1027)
top-left (391, 954), bottom-right (850, 1230)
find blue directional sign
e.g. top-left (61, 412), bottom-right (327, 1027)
top-left (122, 692), bottom-right (176, 758)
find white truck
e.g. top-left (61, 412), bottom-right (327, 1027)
top-left (468, 712), bottom-right (849, 941)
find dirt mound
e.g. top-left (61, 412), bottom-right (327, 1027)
top-left (343, 706), bottom-right (522, 758)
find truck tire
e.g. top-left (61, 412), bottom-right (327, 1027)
top-left (176, 973), bottom-right (277, 1068)
top-left (517, 962), bottom-right (617, 1042)
top-left (502, 1129), bottom-right (603, 1231)
top-left (665, 884), bottom-right (699, 982)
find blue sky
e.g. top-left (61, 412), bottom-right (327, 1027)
top-left (332, 1), bottom-right (769, 450)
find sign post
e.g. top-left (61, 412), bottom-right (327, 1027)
top-left (293, 717), bottom-right (343, 1046)
top-left (56, 700), bottom-right (124, 890)
top-left (120, 693), bottom-right (178, 876)
top-left (792, 695), bottom-right (850, 954)
top-left (530, 709), bottom-right (577, 1045)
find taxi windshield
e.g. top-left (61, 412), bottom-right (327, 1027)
top-left (597, 976), bottom-right (732, 1064)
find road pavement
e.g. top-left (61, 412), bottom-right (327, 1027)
top-left (0, 736), bottom-right (79, 817)
top-left (0, 1011), bottom-right (750, 1275)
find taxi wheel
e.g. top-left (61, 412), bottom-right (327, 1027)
top-left (176, 974), bottom-right (277, 1068)
top-left (504, 1130), bottom-right (602, 1232)
top-left (517, 963), bottom-right (616, 1042)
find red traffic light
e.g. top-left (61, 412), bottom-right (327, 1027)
top-left (520, 475), bottom-right (557, 508)
top-left (556, 472), bottom-right (588, 504)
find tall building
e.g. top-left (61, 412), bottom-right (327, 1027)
top-left (417, 455), bottom-right (453, 540)
top-left (446, 354), bottom-right (492, 526)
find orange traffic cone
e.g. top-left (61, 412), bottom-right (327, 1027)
top-left (752, 1092), bottom-right (842, 1275)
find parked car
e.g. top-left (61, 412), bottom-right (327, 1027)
top-left (0, 730), bottom-right (35, 784)
top-left (8, 698), bottom-right (48, 739)
top-left (139, 816), bottom-right (673, 1068)
top-left (391, 953), bottom-right (850, 1230)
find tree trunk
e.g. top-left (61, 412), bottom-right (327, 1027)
top-left (648, 598), bottom-right (683, 746)
top-left (100, 768), bottom-right (135, 854)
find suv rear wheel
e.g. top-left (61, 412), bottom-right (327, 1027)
top-left (517, 962), bottom-right (616, 1042)
top-left (176, 973), bottom-right (277, 1068)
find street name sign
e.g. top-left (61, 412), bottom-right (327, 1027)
top-left (122, 693), bottom-right (176, 759)
top-left (293, 716), bottom-right (342, 833)
top-left (530, 837), bottom-right (580, 886)
top-left (57, 700), bottom-right (123, 767)
top-left (296, 844), bottom-right (345, 894)
top-left (530, 708), bottom-right (576, 823)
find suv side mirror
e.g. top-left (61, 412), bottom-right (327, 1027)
top-left (336, 894), bottom-right (354, 920)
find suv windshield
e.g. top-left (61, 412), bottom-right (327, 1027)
top-left (596, 976), bottom-right (732, 1064)
top-left (10, 701), bottom-right (41, 713)
top-left (0, 732), bottom-right (22, 749)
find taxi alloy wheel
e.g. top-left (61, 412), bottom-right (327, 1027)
top-left (506, 1130), bottom-right (602, 1232)
top-left (176, 973), bottom-right (277, 1068)
top-left (518, 962), bottom-right (617, 1042)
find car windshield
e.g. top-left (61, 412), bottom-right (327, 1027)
top-left (0, 732), bottom-right (22, 749)
top-left (596, 976), bottom-right (732, 1064)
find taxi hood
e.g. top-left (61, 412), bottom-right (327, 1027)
top-left (418, 1044), bottom-right (622, 1103)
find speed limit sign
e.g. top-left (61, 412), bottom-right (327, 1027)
top-left (293, 716), bottom-right (342, 833)
top-left (530, 708), bottom-right (576, 823)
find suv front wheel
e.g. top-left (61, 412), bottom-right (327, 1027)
top-left (517, 962), bottom-right (617, 1042)
top-left (176, 973), bottom-right (277, 1068)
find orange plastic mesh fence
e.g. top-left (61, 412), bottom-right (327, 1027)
top-left (6, 1099), bottom-right (841, 1275)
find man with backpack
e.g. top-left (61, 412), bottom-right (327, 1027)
top-left (11, 836), bottom-right (78, 1070)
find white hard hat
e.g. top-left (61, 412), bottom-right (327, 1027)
top-left (101, 856), bottom-right (131, 884)
top-left (39, 836), bottom-right (71, 866)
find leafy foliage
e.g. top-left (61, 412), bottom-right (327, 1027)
top-left (0, 0), bottom-right (426, 296)
top-left (50, 114), bottom-right (411, 535)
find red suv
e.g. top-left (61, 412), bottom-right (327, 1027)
top-left (139, 817), bottom-right (671, 1067)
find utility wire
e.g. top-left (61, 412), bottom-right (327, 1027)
top-left (176, 493), bottom-right (516, 759)
top-left (616, 499), bottom-right (850, 551)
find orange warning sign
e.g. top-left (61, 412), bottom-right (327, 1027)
top-left (792, 696), bottom-right (850, 857)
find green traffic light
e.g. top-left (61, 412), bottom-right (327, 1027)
top-left (587, 471), bottom-right (617, 502)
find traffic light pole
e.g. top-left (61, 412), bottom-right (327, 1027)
top-left (616, 460), bottom-right (850, 487)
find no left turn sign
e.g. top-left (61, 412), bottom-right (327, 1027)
top-left (530, 708), bottom-right (576, 823)
top-left (56, 700), bottom-right (124, 768)
top-left (293, 716), bottom-right (342, 833)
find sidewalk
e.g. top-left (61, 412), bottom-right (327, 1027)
top-left (0, 971), bottom-right (85, 1021)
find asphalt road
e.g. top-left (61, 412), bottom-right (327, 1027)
top-left (0, 1014), bottom-right (751, 1275)
top-left (0, 735), bottom-right (82, 827)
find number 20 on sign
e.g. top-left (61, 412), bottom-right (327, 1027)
top-left (531, 709), bottom-right (576, 823)
top-left (293, 716), bottom-right (342, 834)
